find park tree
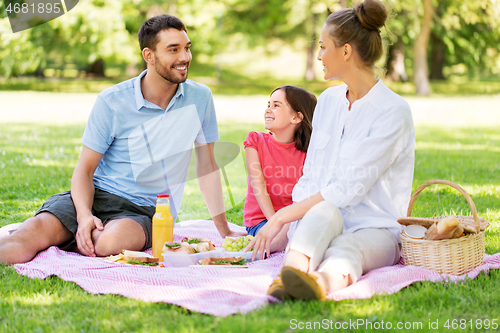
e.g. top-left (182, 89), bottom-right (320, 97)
top-left (429, 0), bottom-right (500, 80)
top-left (413, 0), bottom-right (433, 95)
top-left (2, 0), bottom-right (499, 87)
top-left (386, 0), bottom-right (500, 92)
top-left (0, 0), bottom-right (138, 78)
top-left (219, 0), bottom-right (336, 81)
top-left (40, 0), bottom-right (138, 76)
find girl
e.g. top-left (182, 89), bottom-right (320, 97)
top-left (247, 0), bottom-right (415, 300)
top-left (243, 86), bottom-right (317, 253)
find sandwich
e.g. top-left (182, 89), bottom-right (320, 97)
top-left (163, 237), bottom-right (216, 255)
top-left (104, 250), bottom-right (160, 266)
top-left (198, 256), bottom-right (246, 266)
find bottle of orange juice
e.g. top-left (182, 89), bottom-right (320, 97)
top-left (152, 194), bottom-right (173, 258)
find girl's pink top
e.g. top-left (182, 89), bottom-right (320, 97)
top-left (243, 131), bottom-right (306, 227)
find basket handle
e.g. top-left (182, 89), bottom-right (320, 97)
top-left (407, 180), bottom-right (480, 232)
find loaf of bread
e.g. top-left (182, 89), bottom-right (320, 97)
top-left (424, 217), bottom-right (461, 240)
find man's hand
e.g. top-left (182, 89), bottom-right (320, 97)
top-left (215, 220), bottom-right (247, 238)
top-left (225, 229), bottom-right (248, 238)
top-left (71, 145), bottom-right (104, 257)
top-left (75, 214), bottom-right (104, 257)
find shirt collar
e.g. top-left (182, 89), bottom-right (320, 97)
top-left (343, 77), bottom-right (383, 107)
top-left (134, 70), bottom-right (148, 111)
top-left (133, 70), bottom-right (186, 111)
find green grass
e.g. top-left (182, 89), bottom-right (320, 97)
top-left (1, 117), bottom-right (500, 332)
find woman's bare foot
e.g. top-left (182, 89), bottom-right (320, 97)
top-left (309, 270), bottom-right (353, 293)
top-left (283, 249), bottom-right (310, 272)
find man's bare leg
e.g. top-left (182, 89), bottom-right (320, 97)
top-left (0, 223), bottom-right (23, 238)
top-left (0, 213), bottom-right (73, 265)
top-left (92, 218), bottom-right (146, 257)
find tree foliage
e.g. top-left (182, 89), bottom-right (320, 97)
top-left (0, 0), bottom-right (499, 84)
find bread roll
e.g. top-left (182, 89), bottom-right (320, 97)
top-left (436, 217), bottom-right (460, 234)
top-left (424, 217), bottom-right (462, 240)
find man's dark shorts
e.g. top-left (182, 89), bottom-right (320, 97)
top-left (35, 188), bottom-right (155, 250)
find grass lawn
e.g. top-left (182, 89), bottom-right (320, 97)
top-left (1, 115), bottom-right (500, 332)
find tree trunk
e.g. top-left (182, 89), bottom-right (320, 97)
top-left (86, 58), bottom-right (105, 77)
top-left (429, 32), bottom-right (446, 80)
top-left (34, 65), bottom-right (45, 78)
top-left (386, 38), bottom-right (408, 82)
top-left (305, 11), bottom-right (318, 81)
top-left (413, 0), bottom-right (434, 95)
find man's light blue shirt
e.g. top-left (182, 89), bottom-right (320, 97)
top-left (82, 70), bottom-right (219, 220)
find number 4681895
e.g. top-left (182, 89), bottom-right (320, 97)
top-left (444, 319), bottom-right (498, 330)
top-left (6, 2), bottom-right (61, 14)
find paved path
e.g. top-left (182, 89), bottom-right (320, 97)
top-left (1, 91), bottom-right (499, 127)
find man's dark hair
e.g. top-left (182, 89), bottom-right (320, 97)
top-left (138, 14), bottom-right (187, 51)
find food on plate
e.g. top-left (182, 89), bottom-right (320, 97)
top-left (424, 217), bottom-right (463, 240)
top-left (123, 250), bottom-right (160, 263)
top-left (198, 256), bottom-right (246, 266)
top-left (103, 250), bottom-right (160, 266)
top-left (222, 235), bottom-right (254, 252)
top-left (162, 237), bottom-right (216, 255)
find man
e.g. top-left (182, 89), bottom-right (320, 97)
top-left (0, 14), bottom-right (245, 265)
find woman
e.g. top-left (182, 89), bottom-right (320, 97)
top-left (246, 0), bottom-right (415, 300)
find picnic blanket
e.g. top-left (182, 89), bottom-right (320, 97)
top-left (14, 220), bottom-right (500, 317)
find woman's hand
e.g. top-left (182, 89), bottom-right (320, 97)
top-left (244, 193), bottom-right (326, 261)
top-left (244, 215), bottom-right (283, 261)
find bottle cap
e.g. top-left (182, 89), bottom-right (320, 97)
top-left (157, 194), bottom-right (169, 198)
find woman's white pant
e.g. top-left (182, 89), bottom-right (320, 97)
top-left (287, 201), bottom-right (400, 283)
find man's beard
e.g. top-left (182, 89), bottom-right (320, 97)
top-left (154, 56), bottom-right (189, 84)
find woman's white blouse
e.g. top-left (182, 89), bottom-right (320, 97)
top-left (292, 80), bottom-right (415, 241)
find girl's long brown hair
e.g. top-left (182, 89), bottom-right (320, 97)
top-left (272, 86), bottom-right (317, 153)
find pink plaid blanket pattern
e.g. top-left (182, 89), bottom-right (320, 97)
top-left (14, 220), bottom-right (500, 317)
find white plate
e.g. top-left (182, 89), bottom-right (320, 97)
top-left (404, 225), bottom-right (427, 239)
top-left (222, 250), bottom-right (262, 262)
top-left (162, 248), bottom-right (225, 267)
top-left (188, 264), bottom-right (249, 268)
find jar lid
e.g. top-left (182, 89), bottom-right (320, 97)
top-left (157, 194), bottom-right (170, 198)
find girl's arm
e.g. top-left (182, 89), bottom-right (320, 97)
top-left (246, 192), bottom-right (324, 260)
top-left (245, 147), bottom-right (276, 220)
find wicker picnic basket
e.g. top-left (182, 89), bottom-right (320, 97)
top-left (397, 180), bottom-right (489, 275)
